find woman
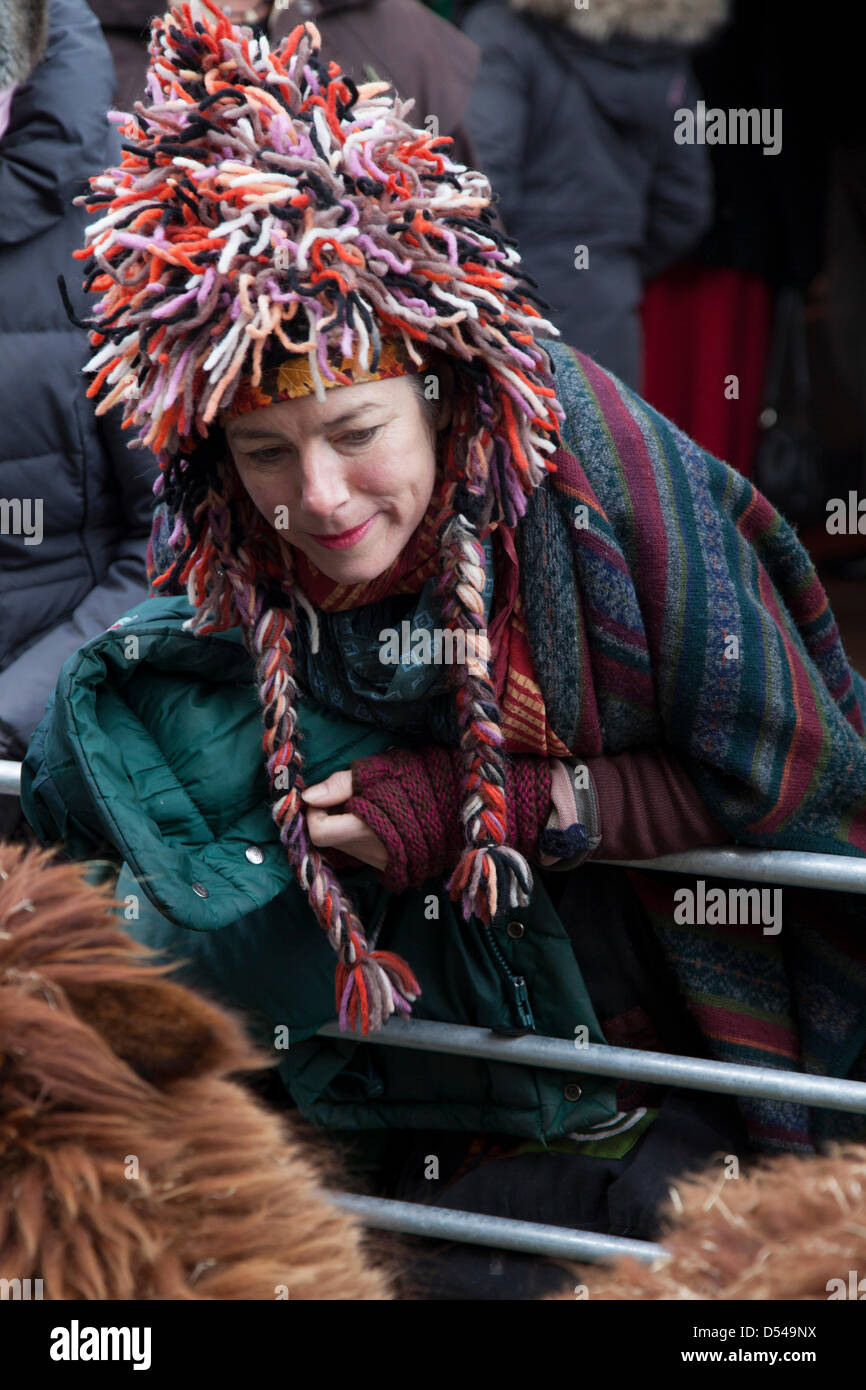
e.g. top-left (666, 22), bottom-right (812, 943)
top-left (23, 4), bottom-right (866, 1299)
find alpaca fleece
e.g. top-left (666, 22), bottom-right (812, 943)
top-left (555, 1143), bottom-right (866, 1300)
top-left (0, 843), bottom-right (391, 1299)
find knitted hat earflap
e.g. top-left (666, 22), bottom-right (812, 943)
top-left (438, 507), bottom-right (533, 923)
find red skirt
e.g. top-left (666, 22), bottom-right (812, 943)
top-left (640, 263), bottom-right (773, 480)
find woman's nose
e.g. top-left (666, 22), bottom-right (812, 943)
top-left (295, 441), bottom-right (351, 517)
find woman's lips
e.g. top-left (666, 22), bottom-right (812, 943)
top-left (308, 514), bottom-right (377, 550)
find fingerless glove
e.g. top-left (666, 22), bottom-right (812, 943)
top-left (346, 746), bottom-right (555, 893)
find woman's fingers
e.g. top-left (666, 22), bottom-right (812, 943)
top-left (302, 770), bottom-right (387, 869)
top-left (301, 769), bottom-right (353, 806)
top-left (305, 807), bottom-right (387, 871)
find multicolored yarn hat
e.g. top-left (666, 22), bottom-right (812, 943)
top-left (74, 1), bottom-right (565, 1033)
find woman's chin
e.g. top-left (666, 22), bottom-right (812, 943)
top-left (296, 533), bottom-right (402, 584)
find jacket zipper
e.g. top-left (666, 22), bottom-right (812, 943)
top-left (482, 921), bottom-right (535, 1030)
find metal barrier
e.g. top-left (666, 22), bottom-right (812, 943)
top-left (317, 1018), bottom-right (866, 1114)
top-left (598, 845), bottom-right (866, 895)
top-left (5, 756), bottom-right (866, 1267)
top-left (0, 760), bottom-right (20, 797)
top-left (316, 845), bottom-right (866, 1264)
top-left (318, 1017), bottom-right (866, 1266)
top-left (328, 1192), bottom-right (669, 1265)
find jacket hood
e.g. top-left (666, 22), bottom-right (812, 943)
top-left (508, 0), bottom-right (729, 45)
top-left (0, 0), bottom-right (48, 88)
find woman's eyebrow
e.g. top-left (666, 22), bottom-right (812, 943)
top-left (324, 402), bottom-right (382, 428)
top-left (229, 427), bottom-right (287, 444)
top-left (229, 402), bottom-right (382, 445)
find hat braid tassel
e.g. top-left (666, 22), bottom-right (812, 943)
top-left (251, 597), bottom-right (420, 1033)
top-left (440, 512), bottom-right (534, 924)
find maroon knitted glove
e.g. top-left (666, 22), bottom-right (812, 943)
top-left (345, 746), bottom-right (554, 893)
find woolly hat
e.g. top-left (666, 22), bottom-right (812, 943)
top-left (74, 1), bottom-right (565, 1033)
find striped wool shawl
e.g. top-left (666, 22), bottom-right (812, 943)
top-left (524, 342), bottom-right (866, 1152)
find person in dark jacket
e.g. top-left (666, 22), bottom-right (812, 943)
top-left (91, 0), bottom-right (480, 165)
top-left (461, 0), bottom-right (727, 386)
top-left (0, 0), bottom-right (158, 790)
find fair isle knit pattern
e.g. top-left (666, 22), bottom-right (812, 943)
top-left (537, 343), bottom-right (866, 1151)
top-left (73, 2), bottom-right (564, 1033)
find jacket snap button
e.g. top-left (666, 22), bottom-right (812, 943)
top-left (563, 1083), bottom-right (582, 1102)
top-left (192, 882), bottom-right (209, 898)
top-left (506, 920), bottom-right (524, 939)
top-left (245, 845), bottom-right (264, 864)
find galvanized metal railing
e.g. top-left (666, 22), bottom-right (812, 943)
top-left (316, 1016), bottom-right (866, 1264)
top-left (5, 757), bottom-right (866, 1267)
top-left (599, 845), bottom-right (866, 895)
top-left (316, 843), bottom-right (866, 1264)
top-left (317, 1018), bottom-right (866, 1114)
top-left (328, 1191), bottom-right (670, 1265)
top-left (0, 761), bottom-right (20, 797)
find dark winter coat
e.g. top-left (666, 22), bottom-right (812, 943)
top-left (461, 0), bottom-right (724, 384)
top-left (0, 0), bottom-right (158, 757)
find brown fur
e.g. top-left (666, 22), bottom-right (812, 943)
top-left (0, 843), bottom-right (392, 1300)
top-left (554, 1145), bottom-right (866, 1300)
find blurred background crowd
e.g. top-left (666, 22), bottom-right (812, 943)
top-left (1, 0), bottom-right (864, 826)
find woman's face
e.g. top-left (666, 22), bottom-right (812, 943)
top-left (225, 374), bottom-right (438, 583)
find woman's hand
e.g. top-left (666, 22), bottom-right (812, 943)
top-left (301, 769), bottom-right (388, 871)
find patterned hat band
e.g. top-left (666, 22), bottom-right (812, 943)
top-left (220, 337), bottom-right (429, 422)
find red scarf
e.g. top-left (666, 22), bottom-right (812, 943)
top-left (292, 474), bottom-right (572, 756)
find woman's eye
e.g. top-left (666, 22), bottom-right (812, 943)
top-left (338, 426), bottom-right (378, 448)
top-left (248, 447), bottom-right (286, 466)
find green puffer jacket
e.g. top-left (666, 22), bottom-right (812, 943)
top-left (22, 594), bottom-right (621, 1144)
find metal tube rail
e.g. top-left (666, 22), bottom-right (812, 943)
top-left (328, 1192), bottom-right (668, 1265)
top-left (318, 1018), bottom-right (866, 1113)
top-left (598, 844), bottom-right (866, 894)
top-left (0, 761), bottom-right (21, 797)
